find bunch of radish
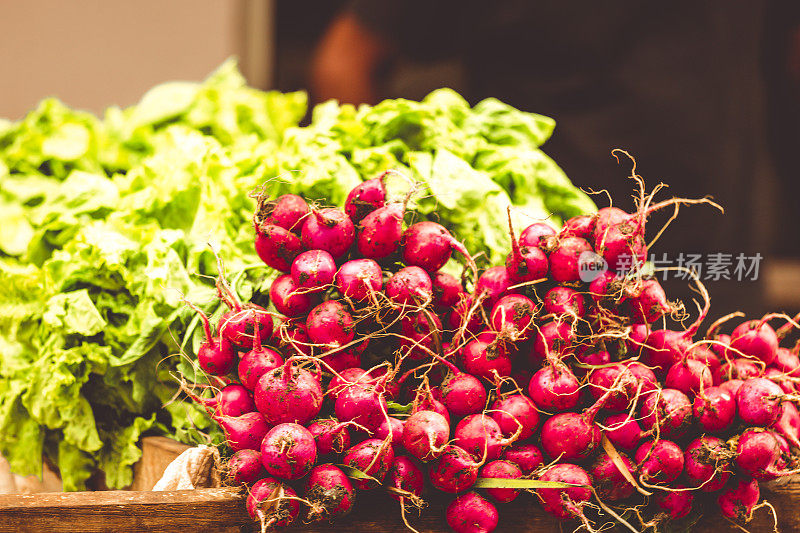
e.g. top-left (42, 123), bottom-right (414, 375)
top-left (180, 168), bottom-right (800, 533)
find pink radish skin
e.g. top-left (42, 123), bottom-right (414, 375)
top-left (306, 300), bottom-right (355, 349)
top-left (644, 329), bottom-right (691, 376)
top-left (559, 215), bottom-right (594, 240)
top-left (765, 368), bottom-right (796, 394)
top-left (280, 322), bottom-right (313, 357)
top-left (400, 310), bottom-right (443, 361)
top-left (217, 412), bottom-right (270, 452)
top-left (688, 346), bottom-right (722, 374)
top-left (246, 478), bottom-right (300, 527)
top-left (665, 358), bottom-right (713, 397)
top-left (327, 368), bottom-right (368, 401)
top-left (335, 259), bottom-right (383, 301)
top-left (595, 219), bottom-right (647, 272)
top-left (412, 397), bottom-right (451, 426)
top-left (719, 378), bottom-right (746, 397)
top-left (334, 382), bottom-right (388, 432)
top-left (219, 306), bottom-right (274, 350)
top-left (375, 417), bottom-right (404, 451)
top-left (588, 362), bottom-right (656, 412)
top-left (714, 359), bottom-right (761, 384)
top-left (603, 413), bottom-right (646, 450)
top-left (635, 440), bottom-right (684, 483)
top-left (684, 436), bottom-right (731, 491)
top-left (291, 250), bottom-right (336, 292)
top-left (227, 449), bottom-right (265, 484)
top-left (503, 444), bottom-right (544, 474)
top-left (256, 194), bottom-right (309, 234)
top-left (386, 266), bottom-right (433, 306)
top-left (188, 301), bottom-right (236, 376)
top-left (301, 208), bottom-right (355, 258)
top-left (254, 361), bottom-right (323, 425)
top-left (544, 286), bottom-right (586, 319)
top-left (692, 386), bottom-right (736, 432)
top-left (345, 175), bottom-right (387, 223)
top-left (343, 439), bottom-right (395, 490)
top-left (270, 274), bottom-right (315, 317)
top-left (446, 492), bottom-right (499, 533)
top-left (593, 207), bottom-right (629, 238)
top-left (321, 347), bottom-right (361, 373)
top-left (574, 349), bottom-right (611, 375)
top-left (590, 452), bottom-right (636, 501)
top-left (308, 419), bottom-right (351, 455)
top-left (629, 279), bottom-right (670, 324)
top-left (454, 414), bottom-right (514, 462)
top-left (520, 222), bottom-right (556, 247)
top-left (548, 236), bottom-right (593, 283)
top-left (357, 202), bottom-right (405, 259)
top-left (655, 488), bottom-right (694, 519)
top-left (429, 445), bottom-right (480, 493)
top-left (640, 389), bottom-right (693, 438)
top-left (460, 337), bottom-right (513, 379)
top-left (530, 320), bottom-right (574, 362)
top-left (387, 456), bottom-right (425, 501)
top-left (589, 270), bottom-right (625, 307)
top-left (718, 477), bottom-right (760, 521)
top-left (537, 464), bottom-right (592, 520)
top-left (736, 378), bottom-right (784, 427)
top-left (626, 323), bottom-right (649, 356)
top-left (490, 395), bottom-right (539, 440)
top-left (402, 410), bottom-right (450, 461)
top-left (475, 266), bottom-right (517, 310)
top-left (729, 320), bottom-right (779, 365)
top-left (772, 402), bottom-right (800, 449)
top-left (402, 221), bottom-right (474, 273)
top-left (305, 464), bottom-right (356, 521)
top-left (238, 320), bottom-right (284, 391)
top-left (449, 296), bottom-right (484, 336)
top-left (480, 460), bottom-right (523, 503)
top-left (432, 271), bottom-right (465, 310)
top-left (540, 389), bottom-right (611, 461)
top-left (490, 294), bottom-right (536, 341)
top-left (505, 242), bottom-right (548, 284)
top-left (735, 429), bottom-right (795, 480)
top-left (773, 347), bottom-right (800, 376)
top-left (254, 224), bottom-right (304, 272)
top-left (440, 373), bottom-right (487, 418)
top-left (215, 384), bottom-right (256, 417)
top-left (260, 423), bottom-right (317, 480)
top-left (528, 364), bottom-right (580, 412)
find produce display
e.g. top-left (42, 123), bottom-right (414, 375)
top-left (183, 166), bottom-right (800, 532)
top-left (0, 61), bottom-right (592, 491)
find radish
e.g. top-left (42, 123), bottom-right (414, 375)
top-left (219, 306), bottom-right (274, 351)
top-left (335, 258), bottom-right (383, 301)
top-left (238, 320), bottom-right (283, 391)
top-left (603, 413), bottom-right (646, 450)
top-left (729, 319), bottom-right (779, 365)
top-left (255, 193), bottom-right (309, 234)
top-left (475, 266), bottom-right (517, 310)
top-left (665, 358), bottom-right (713, 397)
top-left (503, 444), bottom-right (543, 474)
top-left (505, 209), bottom-right (549, 284)
top-left (402, 221), bottom-right (476, 274)
top-left (260, 422), bottom-right (317, 480)
top-left (736, 377), bottom-right (784, 426)
top-left (343, 438), bottom-right (395, 490)
top-left (714, 358), bottom-right (761, 384)
top-left (446, 492), bottom-right (499, 533)
top-left (772, 401), bottom-right (800, 449)
top-left (590, 451), bottom-right (635, 501)
top-left (401, 410), bottom-right (450, 461)
top-left (278, 321), bottom-right (313, 358)
top-left (254, 224), bottom-right (304, 272)
top-left (226, 449), bottom-right (265, 484)
top-left (520, 221), bottom-right (556, 248)
top-left (593, 211), bottom-right (647, 271)
top-left (629, 279), bottom-right (671, 324)
top-left (429, 445), bottom-right (480, 493)
top-left (400, 310), bottom-right (443, 361)
top-left (588, 362), bottom-right (656, 412)
top-left (185, 300), bottom-right (236, 376)
top-left (449, 296), bottom-right (484, 337)
top-left (334, 380), bottom-right (388, 432)
top-left (328, 367), bottom-right (368, 401)
top-left (269, 274), bottom-right (315, 317)
top-left (718, 477), bottom-right (760, 521)
top-left (321, 346), bottom-right (362, 373)
top-left (684, 436), bottom-right (732, 491)
top-left (574, 348), bottom-right (611, 374)
top-left (490, 294), bottom-right (536, 342)
top-left (440, 371), bottom-right (488, 418)
top-left (411, 395), bottom-right (451, 425)
top-left (540, 388), bottom-right (612, 461)
top-left (548, 236), bottom-right (593, 283)
top-left (559, 215), bottom-right (594, 240)
top-left (217, 412), bottom-right (269, 452)
top-left (386, 266), bottom-right (434, 306)
top-left (719, 378), bottom-right (746, 397)
top-left (454, 414), bottom-right (517, 462)
top-left (306, 300), bottom-right (355, 349)
top-left (765, 367), bottom-right (796, 394)
top-left (536, 463), bottom-right (592, 520)
top-left (688, 345), bottom-right (722, 374)
top-left (773, 347), bottom-right (800, 376)
top-left (308, 418), bottom-right (351, 455)
top-left (301, 207), bottom-right (355, 258)
top-left (214, 384), bottom-right (256, 417)
top-left (375, 417), bottom-right (404, 450)
top-left (543, 286), bottom-right (586, 320)
top-left (345, 173), bottom-right (387, 223)
top-left (635, 440), bottom-right (684, 483)
top-left (460, 335), bottom-right (513, 379)
top-left (528, 364), bottom-right (580, 412)
top-left (593, 206), bottom-right (629, 238)
top-left (490, 394), bottom-right (539, 440)
top-left (246, 477), bottom-right (300, 529)
top-left (480, 460), bottom-right (523, 503)
top-left (639, 388), bottom-right (693, 438)
top-left (387, 455), bottom-right (425, 501)
top-left (357, 201), bottom-right (405, 259)
top-left (530, 320), bottom-right (574, 362)
top-left (254, 359), bottom-right (323, 425)
top-left (692, 386), bottom-right (736, 432)
top-left (432, 271), bottom-right (465, 310)
top-left (589, 270), bottom-right (625, 307)
top-left (655, 488), bottom-right (693, 519)
top-left (735, 428), bottom-right (792, 480)
top-left (291, 249), bottom-right (336, 292)
top-left (305, 464), bottom-right (356, 521)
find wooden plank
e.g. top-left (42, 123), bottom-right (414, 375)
top-left (130, 436), bottom-right (192, 491)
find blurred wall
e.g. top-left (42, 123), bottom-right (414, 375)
top-left (0, 0), bottom-right (274, 119)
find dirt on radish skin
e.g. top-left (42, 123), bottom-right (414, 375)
top-left (255, 193), bottom-right (309, 235)
top-left (684, 436), bottom-right (731, 491)
top-left (635, 440), bottom-right (685, 484)
top-left (301, 208), bottom-right (355, 258)
top-left (306, 300), bottom-right (355, 349)
top-left (270, 274), bottom-right (315, 317)
top-left (290, 249), bottom-right (337, 292)
top-left (480, 460), bottom-right (523, 503)
top-left (717, 477), bottom-right (760, 521)
top-left (226, 449), bottom-right (265, 484)
top-left (536, 463), bottom-right (593, 520)
top-left (402, 410), bottom-right (450, 461)
top-left (692, 386), bottom-right (736, 432)
top-left (446, 491), bottom-right (499, 533)
top-left (308, 419), bottom-right (351, 455)
top-left (335, 259), bottom-right (383, 301)
top-left (736, 378), bottom-right (784, 427)
top-left (440, 373), bottom-right (488, 418)
top-left (590, 452), bottom-right (636, 501)
top-left (260, 423), bottom-right (318, 480)
top-left (254, 361), bottom-right (323, 425)
top-left (305, 464), bottom-right (356, 521)
top-left (217, 412), bottom-right (270, 452)
top-left (254, 224), bottom-right (304, 272)
top-left (246, 477), bottom-right (300, 528)
top-left (490, 395), bottom-right (539, 440)
top-left (454, 414), bottom-right (513, 462)
top-left (655, 487), bottom-right (694, 519)
top-left (528, 364), bottom-right (580, 412)
top-left (345, 174), bottom-right (387, 223)
top-left (503, 444), bottom-right (544, 474)
top-left (429, 445), bottom-right (480, 493)
top-left (343, 439), bottom-right (395, 490)
top-left (387, 455), bottom-right (425, 502)
top-left (639, 388), bottom-right (693, 438)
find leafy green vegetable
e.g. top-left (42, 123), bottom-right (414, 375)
top-left (0, 59), bottom-right (593, 489)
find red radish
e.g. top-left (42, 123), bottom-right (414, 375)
top-left (305, 464), bottom-right (356, 521)
top-left (640, 388), bottom-right (693, 438)
top-left (714, 358), bottom-right (761, 384)
top-left (328, 367), bottom-right (368, 401)
top-left (626, 323), bottom-right (649, 356)
top-left (343, 438), bottom-right (395, 490)
top-left (308, 419), bottom-right (351, 455)
top-left (590, 452), bottom-right (635, 501)
top-left (544, 286), bottom-right (586, 320)
top-left (602, 413), bottom-right (646, 450)
top-left (454, 414), bottom-right (517, 462)
top-left (520, 221), bottom-right (556, 248)
top-left (185, 300), bottom-right (236, 376)
top-left (334, 380), bottom-right (388, 432)
top-left (260, 422), bottom-right (317, 480)
top-left (490, 395), bottom-right (539, 440)
top-left (400, 310), bottom-right (443, 361)
top-left (432, 271), bottom-right (465, 310)
top-left (655, 488), bottom-right (694, 519)
top-left (321, 346), bottom-right (362, 373)
top-left (254, 224), bottom-right (303, 272)
top-left (412, 396), bottom-right (451, 425)
top-left (772, 402), bottom-right (800, 449)
top-left (574, 348), bottom-right (611, 373)
top-left (429, 445), bottom-right (480, 493)
top-left (345, 174), bottom-right (387, 223)
top-left (530, 320), bottom-right (574, 362)
top-left (537, 463), bottom-right (592, 520)
top-left (306, 300), bottom-right (355, 349)
top-left (291, 249), bottom-right (336, 292)
top-left (279, 321), bottom-right (313, 357)
top-left (375, 417), bottom-right (404, 449)
top-left (635, 440), bottom-right (684, 483)
top-left (719, 378), bottom-right (746, 397)
top-left (387, 456), bottom-right (425, 502)
top-left (692, 386), bottom-right (736, 432)
top-left (480, 460), bottom-right (523, 503)
top-left (528, 364), bottom-right (580, 412)
top-left (629, 279), bottom-right (671, 324)
top-left (729, 319), bottom-right (779, 365)
top-left (684, 436), bottom-right (732, 491)
top-left (505, 210), bottom-right (549, 284)
top-left (643, 330), bottom-right (691, 376)
top-left (765, 367), bottom-right (796, 394)
top-left (227, 449), bottom-right (265, 484)
top-left (773, 347), bottom-right (800, 376)
top-left (475, 266), bottom-right (517, 310)
top-left (589, 270), bottom-right (625, 307)
top-left (548, 236), bottom-right (593, 283)
top-left (270, 274), bottom-right (315, 317)
top-left (593, 206), bottom-right (629, 238)
top-left (718, 477), bottom-right (760, 521)
top-left (540, 387), bottom-right (614, 461)
top-left (588, 362), bottom-right (656, 412)
top-left (688, 346), bottom-right (722, 374)
top-left (503, 444), bottom-right (544, 474)
top-left (335, 259), bottom-right (383, 301)
top-left (402, 410), bottom-right (450, 461)
top-left (402, 221), bottom-right (476, 274)
top-left (357, 201), bottom-right (405, 259)
top-left (448, 296), bottom-right (484, 337)
top-left (560, 215), bottom-right (594, 240)
top-left (369, 367), bottom-right (400, 400)
top-left (440, 371), bottom-right (488, 418)
top-left (386, 266), bottom-right (433, 306)
top-left (301, 207), bottom-right (355, 258)
top-left (238, 321), bottom-right (283, 391)
top-left (219, 306), bottom-right (274, 351)
top-left (665, 358), bottom-right (713, 397)
top-left (217, 412), bottom-right (269, 452)
top-left (446, 492), bottom-right (499, 533)
top-left (246, 478), bottom-right (300, 528)
top-left (594, 214), bottom-right (647, 271)
top-left (736, 377), bottom-right (784, 427)
top-left (460, 336), bottom-right (513, 379)
top-left (255, 193), bottom-right (309, 234)
top-left (254, 360), bottom-right (322, 425)
top-left (735, 429), bottom-right (785, 479)
top-left (214, 384), bottom-right (256, 417)
top-left (490, 294), bottom-right (536, 341)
